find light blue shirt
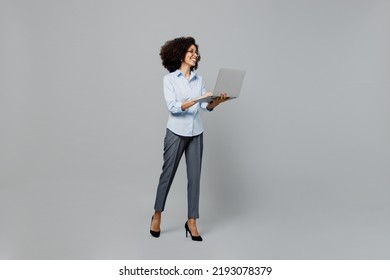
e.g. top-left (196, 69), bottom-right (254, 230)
top-left (163, 70), bottom-right (211, 137)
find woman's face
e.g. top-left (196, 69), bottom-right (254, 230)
top-left (182, 44), bottom-right (199, 68)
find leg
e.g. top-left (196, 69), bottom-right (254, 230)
top-left (185, 133), bottom-right (203, 219)
top-left (185, 133), bottom-right (203, 237)
top-left (154, 129), bottom-right (186, 212)
top-left (152, 129), bottom-right (186, 231)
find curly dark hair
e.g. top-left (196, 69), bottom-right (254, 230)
top-left (160, 37), bottom-right (201, 72)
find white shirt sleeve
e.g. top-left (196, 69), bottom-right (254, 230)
top-left (163, 75), bottom-right (183, 114)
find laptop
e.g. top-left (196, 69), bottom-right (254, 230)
top-left (212, 68), bottom-right (246, 100)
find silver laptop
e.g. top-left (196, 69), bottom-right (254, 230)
top-left (212, 68), bottom-right (246, 99)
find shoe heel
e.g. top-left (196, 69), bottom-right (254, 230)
top-left (184, 221), bottom-right (203, 242)
top-left (185, 221), bottom-right (189, 238)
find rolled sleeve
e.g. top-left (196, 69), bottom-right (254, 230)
top-left (164, 76), bottom-right (184, 114)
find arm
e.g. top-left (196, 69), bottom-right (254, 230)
top-left (164, 75), bottom-right (212, 112)
top-left (164, 76), bottom-right (185, 114)
top-left (182, 92), bottom-right (213, 111)
top-left (181, 101), bottom-right (196, 111)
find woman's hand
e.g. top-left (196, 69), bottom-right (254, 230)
top-left (202, 92), bottom-right (213, 98)
top-left (206, 93), bottom-right (228, 110)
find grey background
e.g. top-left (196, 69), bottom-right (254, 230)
top-left (1, 0), bottom-right (389, 259)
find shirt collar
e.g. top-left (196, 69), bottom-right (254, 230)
top-left (175, 69), bottom-right (198, 81)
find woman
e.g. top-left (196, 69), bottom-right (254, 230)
top-left (150, 37), bottom-right (227, 241)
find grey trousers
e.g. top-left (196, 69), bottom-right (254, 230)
top-left (154, 129), bottom-right (203, 219)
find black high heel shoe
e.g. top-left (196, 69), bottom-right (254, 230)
top-left (185, 221), bottom-right (203, 241)
top-left (150, 216), bottom-right (160, 238)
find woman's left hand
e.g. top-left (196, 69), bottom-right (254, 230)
top-left (207, 93), bottom-right (228, 110)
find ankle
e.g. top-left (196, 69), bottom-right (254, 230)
top-left (187, 218), bottom-right (197, 226)
top-left (153, 211), bottom-right (161, 219)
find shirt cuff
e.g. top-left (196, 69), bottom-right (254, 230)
top-left (201, 102), bottom-right (213, 112)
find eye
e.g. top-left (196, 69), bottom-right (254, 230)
top-left (188, 50), bottom-right (198, 55)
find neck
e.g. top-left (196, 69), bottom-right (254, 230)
top-left (179, 63), bottom-right (191, 79)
